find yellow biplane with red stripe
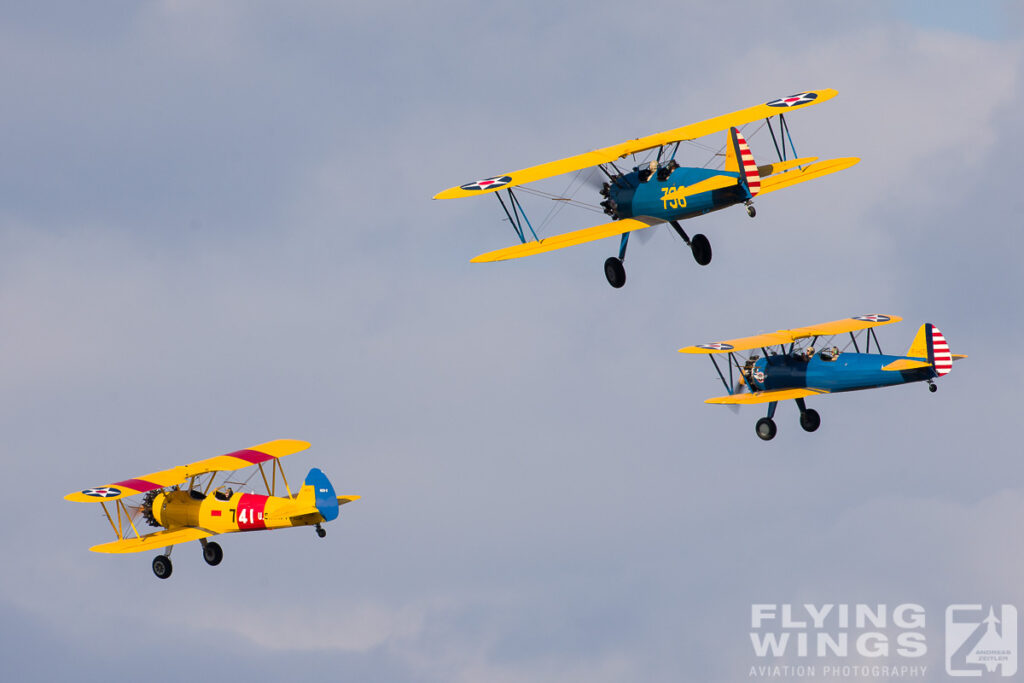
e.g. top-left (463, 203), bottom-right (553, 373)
top-left (680, 316), bottom-right (966, 440)
top-left (435, 89), bottom-right (858, 288)
top-left (65, 439), bottom-right (359, 579)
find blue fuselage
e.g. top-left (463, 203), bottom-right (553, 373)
top-left (606, 166), bottom-right (750, 221)
top-left (749, 352), bottom-right (936, 394)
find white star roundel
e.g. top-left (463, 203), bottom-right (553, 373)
top-left (765, 92), bottom-right (818, 108)
top-left (698, 342), bottom-right (734, 350)
top-left (81, 487), bottom-right (121, 498)
top-left (853, 315), bottom-right (891, 322)
top-left (460, 175), bottom-right (513, 191)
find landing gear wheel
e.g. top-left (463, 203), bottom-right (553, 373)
top-left (152, 555), bottom-right (173, 579)
top-left (690, 234), bottom-right (712, 266)
top-left (755, 417), bottom-right (777, 441)
top-left (202, 541), bottom-right (223, 566)
top-left (928, 382), bottom-right (937, 393)
top-left (316, 524), bottom-right (327, 539)
top-left (799, 408), bottom-right (821, 433)
top-left (604, 257), bottom-right (626, 288)
top-left (746, 204), bottom-right (756, 218)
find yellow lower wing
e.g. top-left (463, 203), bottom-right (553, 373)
top-left (757, 157), bottom-right (859, 195)
top-left (706, 388), bottom-right (830, 405)
top-left (90, 527), bottom-right (214, 554)
top-left (471, 216), bottom-right (662, 263)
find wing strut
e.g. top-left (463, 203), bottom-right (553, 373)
top-left (495, 189), bottom-right (539, 244)
top-left (765, 113), bottom-right (799, 162)
top-left (709, 353), bottom-right (733, 394)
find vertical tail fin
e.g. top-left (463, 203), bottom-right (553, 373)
top-left (906, 323), bottom-right (954, 376)
top-left (724, 127), bottom-right (760, 197)
top-left (303, 468), bottom-right (339, 521)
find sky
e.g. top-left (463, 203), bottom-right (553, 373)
top-left (1, 2), bottom-right (1023, 681)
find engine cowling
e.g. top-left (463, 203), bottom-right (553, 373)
top-left (146, 490), bottom-right (202, 529)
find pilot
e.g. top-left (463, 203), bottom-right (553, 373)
top-left (656, 159), bottom-right (678, 181)
top-left (638, 160), bottom-right (659, 183)
top-left (215, 486), bottom-right (234, 501)
top-left (803, 346), bottom-right (815, 361)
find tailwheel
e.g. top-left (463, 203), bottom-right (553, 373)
top-left (755, 417), bottom-right (777, 441)
top-left (316, 523), bottom-right (327, 538)
top-left (799, 408), bottom-right (821, 433)
top-left (152, 555), bottom-right (173, 579)
top-left (746, 203), bottom-right (756, 218)
top-left (202, 541), bottom-right (223, 566)
top-left (690, 234), bottom-right (712, 266)
top-left (928, 381), bottom-right (937, 393)
top-left (604, 257), bottom-right (626, 288)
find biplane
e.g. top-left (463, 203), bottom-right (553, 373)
top-left (435, 89), bottom-right (858, 288)
top-left (680, 316), bottom-right (966, 440)
top-left (65, 439), bottom-right (359, 578)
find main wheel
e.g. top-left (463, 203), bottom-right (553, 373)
top-left (799, 408), bottom-right (821, 432)
top-left (690, 234), bottom-right (712, 266)
top-left (202, 541), bottom-right (223, 566)
top-left (746, 204), bottom-right (756, 218)
top-left (604, 257), bottom-right (626, 288)
top-left (755, 417), bottom-right (777, 441)
top-left (152, 555), bottom-right (173, 579)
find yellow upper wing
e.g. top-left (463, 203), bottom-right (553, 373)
top-left (680, 315), bottom-right (903, 355)
top-left (435, 89), bottom-right (838, 199)
top-left (64, 439), bottom-right (311, 503)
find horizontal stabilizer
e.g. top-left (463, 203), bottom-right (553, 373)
top-left (338, 495), bottom-right (361, 505)
top-left (90, 527), bottom-right (214, 554)
top-left (881, 359), bottom-right (933, 372)
top-left (756, 157), bottom-right (859, 196)
top-left (471, 216), bottom-right (662, 263)
top-left (756, 156), bottom-right (818, 177)
top-left (706, 387), bottom-right (829, 405)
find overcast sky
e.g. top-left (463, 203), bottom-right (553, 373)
top-left (1, 2), bottom-right (1023, 681)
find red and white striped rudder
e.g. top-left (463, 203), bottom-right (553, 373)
top-left (928, 324), bottom-right (954, 376)
top-left (731, 127), bottom-right (761, 197)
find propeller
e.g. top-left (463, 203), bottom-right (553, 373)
top-left (728, 375), bottom-right (747, 415)
top-left (582, 166), bottom-right (663, 244)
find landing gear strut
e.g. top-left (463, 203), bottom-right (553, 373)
top-left (669, 220), bottom-right (711, 266)
top-left (316, 523), bottom-right (326, 538)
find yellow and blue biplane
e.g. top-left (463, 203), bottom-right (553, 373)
top-left (435, 89), bottom-right (858, 287)
top-left (65, 439), bottom-right (359, 578)
top-left (680, 316), bottom-right (966, 440)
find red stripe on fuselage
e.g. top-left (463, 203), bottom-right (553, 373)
top-left (226, 449), bottom-right (276, 465)
top-left (236, 493), bottom-right (268, 530)
top-left (113, 478), bottom-right (161, 492)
